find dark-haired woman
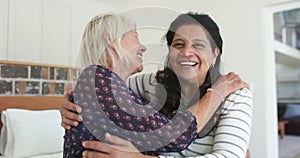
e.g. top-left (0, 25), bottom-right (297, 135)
top-left (62, 13), bottom-right (252, 158)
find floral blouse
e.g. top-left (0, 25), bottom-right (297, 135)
top-left (63, 65), bottom-right (197, 157)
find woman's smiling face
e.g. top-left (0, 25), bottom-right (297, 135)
top-left (121, 30), bottom-right (146, 74)
top-left (169, 24), bottom-right (219, 85)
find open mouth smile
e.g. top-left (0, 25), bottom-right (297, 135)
top-left (179, 61), bottom-right (198, 66)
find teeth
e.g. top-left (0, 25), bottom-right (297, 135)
top-left (180, 61), bottom-right (197, 66)
top-left (137, 54), bottom-right (142, 59)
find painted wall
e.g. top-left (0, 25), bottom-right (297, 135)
top-left (0, 0), bottom-right (116, 66)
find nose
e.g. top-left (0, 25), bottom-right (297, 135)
top-left (139, 44), bottom-right (147, 54)
top-left (180, 45), bottom-right (195, 57)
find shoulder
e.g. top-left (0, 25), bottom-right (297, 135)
top-left (80, 65), bottom-right (107, 74)
top-left (127, 72), bottom-right (157, 86)
top-left (223, 88), bottom-right (253, 109)
top-left (228, 88), bottom-right (253, 100)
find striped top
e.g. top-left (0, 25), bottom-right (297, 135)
top-left (127, 72), bottom-right (253, 158)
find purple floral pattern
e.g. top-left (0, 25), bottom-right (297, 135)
top-left (63, 65), bottom-right (197, 157)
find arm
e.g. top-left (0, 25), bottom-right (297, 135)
top-left (187, 72), bottom-right (249, 133)
top-left (194, 88), bottom-right (253, 158)
top-left (73, 65), bottom-right (197, 153)
top-left (82, 133), bottom-right (157, 158)
top-left (159, 88), bottom-right (253, 158)
top-left (79, 76), bottom-right (252, 158)
top-left (60, 72), bottom-right (248, 132)
top-left (82, 132), bottom-right (252, 158)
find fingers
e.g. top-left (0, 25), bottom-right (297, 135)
top-left (62, 97), bottom-right (82, 113)
top-left (61, 122), bottom-right (71, 130)
top-left (82, 141), bottom-right (111, 153)
top-left (67, 89), bottom-right (74, 96)
top-left (82, 150), bottom-right (110, 158)
top-left (105, 133), bottom-right (129, 146)
top-left (61, 115), bottom-right (79, 128)
top-left (60, 90), bottom-right (82, 129)
top-left (82, 140), bottom-right (141, 158)
top-left (61, 104), bottom-right (83, 121)
top-left (105, 133), bottom-right (138, 152)
top-left (212, 72), bottom-right (250, 98)
top-left (226, 72), bottom-right (249, 89)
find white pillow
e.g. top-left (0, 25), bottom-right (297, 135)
top-left (0, 109), bottom-right (64, 157)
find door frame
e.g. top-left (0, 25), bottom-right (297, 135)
top-left (263, 1), bottom-right (300, 157)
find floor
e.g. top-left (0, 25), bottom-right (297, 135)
top-left (279, 135), bottom-right (300, 158)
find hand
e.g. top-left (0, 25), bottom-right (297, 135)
top-left (246, 149), bottom-right (251, 158)
top-left (82, 133), bottom-right (149, 158)
top-left (212, 72), bottom-right (249, 99)
top-left (60, 90), bottom-right (83, 130)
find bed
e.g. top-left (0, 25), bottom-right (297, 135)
top-left (0, 96), bottom-right (64, 158)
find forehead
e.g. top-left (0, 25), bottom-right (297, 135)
top-left (174, 24), bottom-right (207, 40)
top-left (124, 30), bottom-right (137, 36)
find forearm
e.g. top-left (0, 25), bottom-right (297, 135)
top-left (187, 90), bottom-right (223, 132)
top-left (191, 88), bottom-right (253, 158)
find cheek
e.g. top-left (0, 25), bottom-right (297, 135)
top-left (169, 51), bottom-right (178, 67)
top-left (122, 37), bottom-right (136, 51)
top-left (198, 52), bottom-right (214, 66)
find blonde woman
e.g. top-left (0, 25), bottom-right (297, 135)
top-left (62, 13), bottom-right (251, 158)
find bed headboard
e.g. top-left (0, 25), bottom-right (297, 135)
top-left (0, 96), bottom-right (63, 111)
top-left (0, 60), bottom-right (78, 131)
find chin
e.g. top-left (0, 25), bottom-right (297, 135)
top-left (177, 73), bottom-right (198, 82)
top-left (131, 65), bottom-right (143, 75)
top-left (137, 64), bottom-right (143, 72)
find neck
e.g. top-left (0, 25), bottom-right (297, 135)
top-left (180, 79), bottom-right (203, 100)
top-left (112, 66), bottom-right (130, 81)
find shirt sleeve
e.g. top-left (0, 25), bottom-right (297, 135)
top-left (160, 88), bottom-right (252, 158)
top-left (73, 65), bottom-right (198, 154)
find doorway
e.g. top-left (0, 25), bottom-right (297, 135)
top-left (264, 1), bottom-right (300, 158)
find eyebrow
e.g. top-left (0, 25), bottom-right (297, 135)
top-left (173, 38), bottom-right (207, 44)
top-left (172, 39), bottom-right (184, 43)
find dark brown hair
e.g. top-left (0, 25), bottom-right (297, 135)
top-left (156, 13), bottom-right (223, 116)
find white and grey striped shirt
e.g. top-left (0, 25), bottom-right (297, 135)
top-left (127, 72), bottom-right (253, 158)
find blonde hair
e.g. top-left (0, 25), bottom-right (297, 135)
top-left (79, 13), bottom-right (136, 69)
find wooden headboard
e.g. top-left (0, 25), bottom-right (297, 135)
top-left (0, 96), bottom-right (62, 111)
top-left (0, 96), bottom-right (63, 130)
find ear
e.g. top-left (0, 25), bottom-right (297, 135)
top-left (212, 47), bottom-right (220, 65)
top-left (103, 32), bottom-right (116, 51)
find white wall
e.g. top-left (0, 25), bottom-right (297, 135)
top-left (0, 0), bottom-right (9, 59)
top-left (0, 0), bottom-right (116, 66)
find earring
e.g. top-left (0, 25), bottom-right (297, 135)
top-left (211, 64), bottom-right (215, 69)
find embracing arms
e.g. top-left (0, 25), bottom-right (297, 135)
top-left (61, 72), bottom-right (248, 132)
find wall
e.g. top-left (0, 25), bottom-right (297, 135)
top-left (0, 0), bottom-right (8, 59)
top-left (0, 60), bottom-right (79, 96)
top-left (0, 0), bottom-right (116, 66)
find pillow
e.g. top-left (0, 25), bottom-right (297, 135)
top-left (283, 103), bottom-right (300, 118)
top-left (0, 109), bottom-right (64, 157)
top-left (0, 111), bottom-right (8, 154)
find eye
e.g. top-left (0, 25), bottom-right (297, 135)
top-left (193, 43), bottom-right (205, 50)
top-left (172, 43), bottom-right (184, 49)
